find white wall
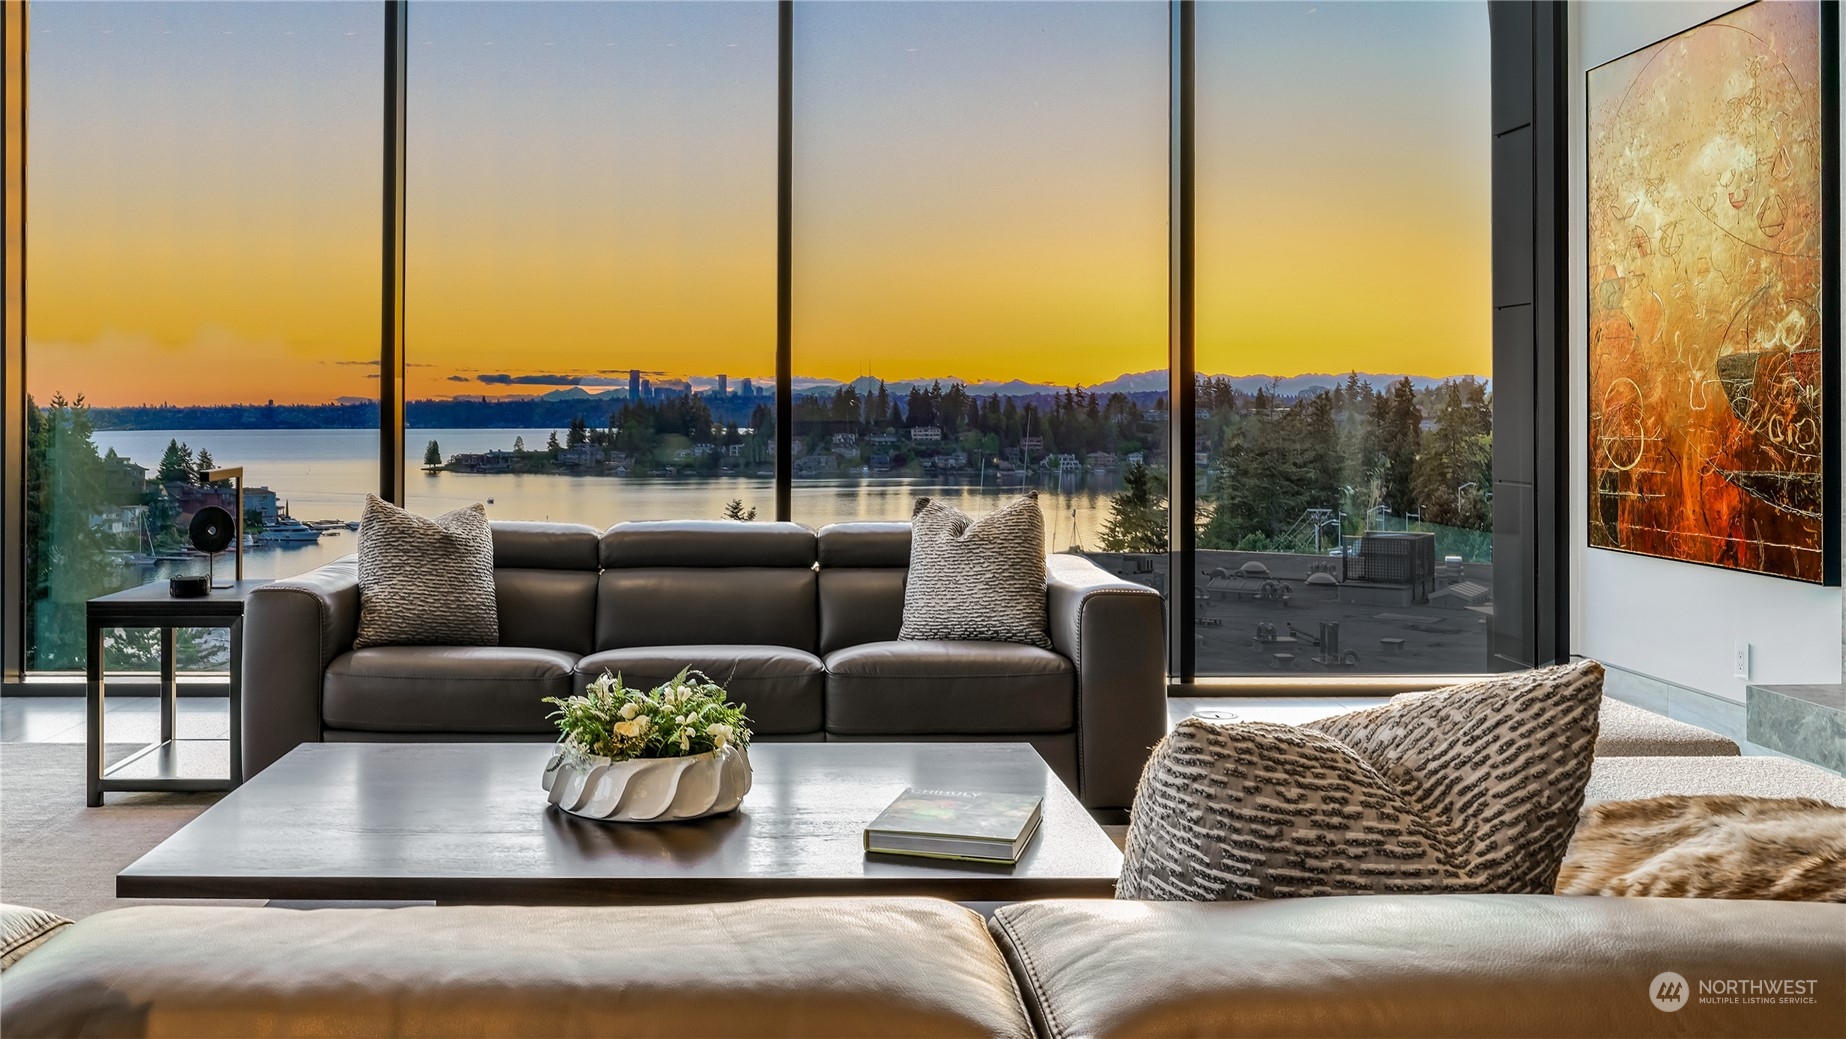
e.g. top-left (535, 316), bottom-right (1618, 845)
top-left (1568, 1), bottom-right (1844, 703)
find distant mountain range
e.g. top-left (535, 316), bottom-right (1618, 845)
top-left (806, 370), bottom-right (1483, 399)
top-left (477, 369), bottom-right (1485, 403)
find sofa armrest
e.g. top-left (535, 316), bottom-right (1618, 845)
top-left (242, 557), bottom-right (360, 777)
top-left (1045, 554), bottom-right (1167, 812)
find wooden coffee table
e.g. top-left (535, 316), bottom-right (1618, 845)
top-left (118, 741), bottom-right (1123, 904)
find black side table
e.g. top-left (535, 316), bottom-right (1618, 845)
top-left (86, 580), bottom-right (269, 806)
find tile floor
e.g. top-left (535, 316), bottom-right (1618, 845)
top-left (2, 696), bottom-right (232, 745)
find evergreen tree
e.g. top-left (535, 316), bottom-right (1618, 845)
top-left (27, 395), bottom-right (136, 668)
top-left (1372, 377), bottom-right (1422, 517)
top-left (546, 430), bottom-right (562, 456)
top-left (156, 438), bottom-right (194, 484)
top-left (194, 449), bottom-right (215, 484)
top-left (1411, 383), bottom-right (1492, 529)
top-left (722, 499), bottom-right (757, 522)
top-left (1199, 407), bottom-right (1316, 549)
top-left (567, 416), bottom-right (589, 448)
top-left (1098, 463), bottom-right (1169, 552)
top-left (423, 440), bottom-right (442, 467)
top-left (512, 435), bottom-right (526, 452)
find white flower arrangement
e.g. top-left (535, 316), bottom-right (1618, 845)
top-left (543, 667), bottom-right (752, 761)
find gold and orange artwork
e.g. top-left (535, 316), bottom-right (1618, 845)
top-left (1587, 0), bottom-right (1833, 583)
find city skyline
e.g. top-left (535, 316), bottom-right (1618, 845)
top-left (27, 1), bottom-right (1490, 410)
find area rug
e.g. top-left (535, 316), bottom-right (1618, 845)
top-left (0, 743), bottom-right (262, 919)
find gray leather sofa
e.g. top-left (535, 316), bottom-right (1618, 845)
top-left (241, 520), bottom-right (1167, 811)
top-left (6, 895), bottom-right (1840, 1038)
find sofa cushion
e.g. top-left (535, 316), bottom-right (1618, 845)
top-left (324, 646), bottom-right (578, 733)
top-left (901, 494), bottom-right (1052, 649)
top-left (1596, 697), bottom-right (1741, 756)
top-left (817, 522), bottom-right (911, 567)
top-left (574, 645), bottom-right (825, 736)
top-left (824, 641), bottom-right (1074, 735)
top-left (600, 520), bottom-right (816, 569)
top-left (354, 496), bottom-right (499, 649)
top-left (989, 895), bottom-right (1846, 1039)
top-left (496, 569), bottom-right (598, 655)
top-left (1586, 755), bottom-right (1846, 806)
top-left (0, 900), bottom-right (1034, 1039)
top-left (597, 569), bottom-right (819, 653)
top-left (491, 521), bottom-right (601, 570)
top-left (818, 568), bottom-right (907, 654)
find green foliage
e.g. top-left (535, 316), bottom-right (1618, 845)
top-left (423, 440), bottom-right (442, 467)
top-left (156, 438), bottom-right (195, 483)
top-left (1411, 383), bottom-right (1492, 530)
top-left (1234, 531), bottom-right (1277, 552)
top-left (1195, 373), bottom-right (1491, 553)
top-left (544, 668), bottom-right (752, 761)
top-left (26, 395), bottom-right (140, 669)
top-left (722, 499), bottom-right (757, 522)
top-left (1369, 377), bottom-right (1423, 518)
top-left (1099, 462), bottom-right (1168, 552)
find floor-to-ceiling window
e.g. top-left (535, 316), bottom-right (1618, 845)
top-left (1192, 0), bottom-right (1494, 676)
top-left (23, 0), bottom-right (381, 671)
top-left (13, 0), bottom-right (1533, 685)
top-left (789, 0), bottom-right (1172, 614)
top-left (403, 1), bottom-right (778, 527)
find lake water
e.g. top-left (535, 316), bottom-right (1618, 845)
top-left (92, 428), bottom-right (1132, 582)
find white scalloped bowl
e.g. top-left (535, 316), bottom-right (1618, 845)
top-left (542, 744), bottom-right (751, 823)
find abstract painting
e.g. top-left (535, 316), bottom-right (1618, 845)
top-left (1588, 0), bottom-right (1836, 584)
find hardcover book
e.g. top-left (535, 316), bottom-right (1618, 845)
top-left (864, 787), bottom-right (1044, 864)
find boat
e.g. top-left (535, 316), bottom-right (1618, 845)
top-left (256, 517), bottom-right (324, 544)
top-left (344, 520), bottom-right (361, 531)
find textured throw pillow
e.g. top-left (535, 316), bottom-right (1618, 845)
top-left (1119, 659), bottom-right (1603, 900)
top-left (2, 904), bottom-right (71, 970)
top-left (354, 495), bottom-right (498, 649)
top-left (900, 493), bottom-right (1051, 649)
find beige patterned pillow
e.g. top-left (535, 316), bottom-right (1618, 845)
top-left (354, 495), bottom-right (498, 649)
top-left (2, 904), bottom-right (72, 970)
top-left (1119, 660), bottom-right (1603, 900)
top-left (900, 493), bottom-right (1051, 648)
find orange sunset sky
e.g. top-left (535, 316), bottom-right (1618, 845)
top-left (26, 1), bottom-right (1490, 409)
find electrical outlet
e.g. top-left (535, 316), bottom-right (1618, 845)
top-left (1733, 642), bottom-right (1752, 680)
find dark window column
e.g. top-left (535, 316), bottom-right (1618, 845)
top-left (1487, 0), bottom-right (1567, 668)
top-left (775, 0), bottom-right (793, 522)
top-left (1167, 0), bottom-right (1195, 683)
top-left (380, 0), bottom-right (407, 506)
top-left (3, 1), bottom-right (25, 686)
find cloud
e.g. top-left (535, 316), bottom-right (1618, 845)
top-left (447, 375), bottom-right (471, 383)
top-left (476, 373), bottom-right (625, 387)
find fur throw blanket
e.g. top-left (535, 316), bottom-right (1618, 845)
top-left (1558, 795), bottom-right (1846, 901)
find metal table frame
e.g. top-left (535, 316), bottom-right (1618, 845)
top-left (85, 580), bottom-right (268, 806)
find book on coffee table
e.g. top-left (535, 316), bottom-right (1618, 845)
top-left (864, 787), bottom-right (1043, 864)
